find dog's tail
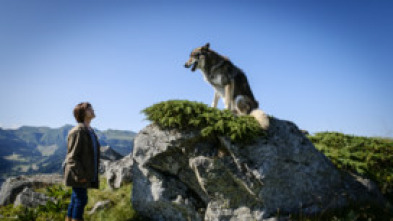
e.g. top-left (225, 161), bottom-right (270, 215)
top-left (250, 109), bottom-right (269, 130)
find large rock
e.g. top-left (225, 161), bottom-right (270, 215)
top-left (106, 154), bottom-right (133, 189)
top-left (13, 187), bottom-right (56, 208)
top-left (131, 118), bottom-right (386, 221)
top-left (0, 174), bottom-right (62, 206)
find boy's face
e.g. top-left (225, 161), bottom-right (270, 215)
top-left (85, 106), bottom-right (95, 120)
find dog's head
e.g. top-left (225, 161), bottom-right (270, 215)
top-left (184, 43), bottom-right (210, 72)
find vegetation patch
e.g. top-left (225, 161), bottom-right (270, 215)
top-left (308, 132), bottom-right (393, 202)
top-left (0, 176), bottom-right (144, 221)
top-left (36, 144), bottom-right (59, 156)
top-left (142, 100), bottom-right (266, 143)
top-left (0, 185), bottom-right (71, 221)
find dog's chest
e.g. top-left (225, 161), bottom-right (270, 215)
top-left (202, 71), bottom-right (229, 87)
top-left (202, 72), bottom-right (226, 96)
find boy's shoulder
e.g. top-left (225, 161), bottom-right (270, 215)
top-left (68, 123), bottom-right (87, 136)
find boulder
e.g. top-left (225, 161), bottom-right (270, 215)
top-left (0, 174), bottom-right (62, 206)
top-left (13, 187), bottom-right (56, 208)
top-left (100, 145), bottom-right (124, 161)
top-left (131, 118), bottom-right (386, 221)
top-left (106, 154), bottom-right (133, 189)
top-left (99, 159), bottom-right (111, 174)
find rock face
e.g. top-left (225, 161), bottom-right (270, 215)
top-left (99, 146), bottom-right (124, 175)
top-left (106, 154), bottom-right (133, 189)
top-left (13, 187), bottom-right (56, 208)
top-left (100, 145), bottom-right (124, 161)
top-left (131, 118), bottom-right (386, 221)
top-left (0, 174), bottom-right (62, 206)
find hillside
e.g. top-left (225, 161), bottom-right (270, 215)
top-left (309, 132), bottom-right (393, 203)
top-left (0, 125), bottom-right (136, 183)
top-left (1, 99), bottom-right (392, 220)
top-left (2, 133), bottom-right (391, 221)
top-left (0, 132), bottom-right (392, 220)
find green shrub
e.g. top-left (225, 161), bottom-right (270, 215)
top-left (308, 132), bottom-right (393, 202)
top-left (142, 100), bottom-right (266, 143)
top-left (17, 207), bottom-right (39, 221)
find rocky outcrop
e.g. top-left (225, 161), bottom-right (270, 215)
top-left (99, 146), bottom-right (124, 175)
top-left (0, 174), bottom-right (62, 206)
top-left (100, 145), bottom-right (124, 161)
top-left (13, 187), bottom-right (56, 208)
top-left (99, 159), bottom-right (111, 174)
top-left (131, 118), bottom-right (386, 221)
top-left (106, 154), bottom-right (133, 189)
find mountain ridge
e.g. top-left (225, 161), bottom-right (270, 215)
top-left (0, 125), bottom-right (136, 184)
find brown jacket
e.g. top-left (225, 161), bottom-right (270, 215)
top-left (64, 123), bottom-right (100, 189)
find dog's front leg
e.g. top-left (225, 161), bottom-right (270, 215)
top-left (212, 91), bottom-right (219, 108)
top-left (224, 84), bottom-right (232, 110)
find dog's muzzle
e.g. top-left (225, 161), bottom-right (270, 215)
top-left (184, 61), bottom-right (198, 72)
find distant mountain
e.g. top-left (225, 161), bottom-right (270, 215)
top-left (0, 125), bottom-right (136, 182)
top-left (95, 129), bottom-right (137, 156)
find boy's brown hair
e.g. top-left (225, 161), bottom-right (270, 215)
top-left (73, 102), bottom-right (92, 123)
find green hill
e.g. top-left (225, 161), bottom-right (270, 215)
top-left (309, 132), bottom-right (393, 203)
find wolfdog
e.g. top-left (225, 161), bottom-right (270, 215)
top-left (184, 43), bottom-right (269, 129)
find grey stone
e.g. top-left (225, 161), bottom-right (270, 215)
top-left (131, 118), bottom-right (387, 221)
top-left (13, 187), bottom-right (56, 208)
top-left (88, 200), bottom-right (112, 215)
top-left (106, 154), bottom-right (133, 189)
top-left (100, 145), bottom-right (123, 161)
top-left (0, 174), bottom-right (62, 206)
top-left (99, 159), bottom-right (111, 174)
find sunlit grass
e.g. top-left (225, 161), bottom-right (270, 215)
top-left (84, 176), bottom-right (143, 221)
top-left (308, 132), bottom-right (393, 202)
top-left (0, 176), bottom-right (144, 221)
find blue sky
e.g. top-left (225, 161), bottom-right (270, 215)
top-left (0, 0), bottom-right (392, 138)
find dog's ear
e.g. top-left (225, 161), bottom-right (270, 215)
top-left (202, 43), bottom-right (210, 51)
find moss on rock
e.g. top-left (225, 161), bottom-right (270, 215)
top-left (142, 100), bottom-right (266, 143)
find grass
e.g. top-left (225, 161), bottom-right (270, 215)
top-left (142, 100), bottom-right (266, 144)
top-left (36, 144), bottom-right (59, 156)
top-left (84, 176), bottom-right (144, 221)
top-left (305, 132), bottom-right (393, 220)
top-left (308, 132), bottom-right (393, 202)
top-left (0, 176), bottom-right (145, 221)
top-left (3, 153), bottom-right (26, 161)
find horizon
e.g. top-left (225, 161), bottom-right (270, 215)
top-left (0, 122), bottom-right (392, 139)
top-left (1, 0), bottom-right (392, 138)
top-left (0, 124), bottom-right (135, 133)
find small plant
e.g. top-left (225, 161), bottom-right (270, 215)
top-left (142, 100), bottom-right (266, 143)
top-left (17, 207), bottom-right (39, 221)
top-left (45, 185), bottom-right (71, 199)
